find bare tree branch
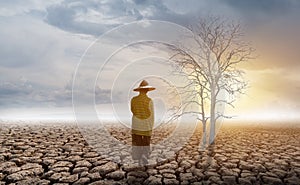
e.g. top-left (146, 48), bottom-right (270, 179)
top-left (168, 16), bottom-right (255, 146)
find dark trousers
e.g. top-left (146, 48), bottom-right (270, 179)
top-left (132, 134), bottom-right (151, 160)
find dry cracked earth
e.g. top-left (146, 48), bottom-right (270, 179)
top-left (0, 121), bottom-right (299, 185)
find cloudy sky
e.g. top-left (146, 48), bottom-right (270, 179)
top-left (0, 0), bottom-right (300, 121)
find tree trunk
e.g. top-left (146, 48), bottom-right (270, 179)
top-left (209, 85), bottom-right (216, 145)
top-left (201, 121), bottom-right (207, 149)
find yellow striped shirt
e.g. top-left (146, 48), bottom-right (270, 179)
top-left (131, 94), bottom-right (154, 136)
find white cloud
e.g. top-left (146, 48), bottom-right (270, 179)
top-left (0, 14), bottom-right (95, 108)
top-left (0, 0), bottom-right (63, 16)
top-left (0, 14), bottom-right (92, 84)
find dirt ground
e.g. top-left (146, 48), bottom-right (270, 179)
top-left (0, 121), bottom-right (299, 185)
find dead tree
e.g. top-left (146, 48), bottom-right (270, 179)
top-left (170, 16), bottom-right (254, 146)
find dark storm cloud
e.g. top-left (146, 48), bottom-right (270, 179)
top-left (0, 82), bottom-right (32, 97)
top-left (43, 0), bottom-right (300, 38)
top-left (0, 80), bottom-right (44, 108)
top-left (44, 0), bottom-right (191, 36)
top-left (0, 77), bottom-right (115, 108)
top-left (45, 4), bottom-right (113, 36)
top-left (45, 0), bottom-right (138, 36)
top-left (222, 0), bottom-right (297, 15)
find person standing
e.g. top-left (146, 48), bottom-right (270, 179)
top-left (131, 80), bottom-right (155, 165)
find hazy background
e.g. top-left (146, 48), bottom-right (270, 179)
top-left (1, 0), bottom-right (300, 122)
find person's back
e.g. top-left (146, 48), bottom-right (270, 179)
top-left (131, 93), bottom-right (151, 119)
top-left (130, 80), bottom-right (155, 165)
top-left (131, 92), bottom-right (154, 136)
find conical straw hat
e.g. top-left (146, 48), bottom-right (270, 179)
top-left (133, 80), bottom-right (156, 91)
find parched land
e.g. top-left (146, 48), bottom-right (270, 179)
top-left (0, 121), bottom-right (299, 185)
